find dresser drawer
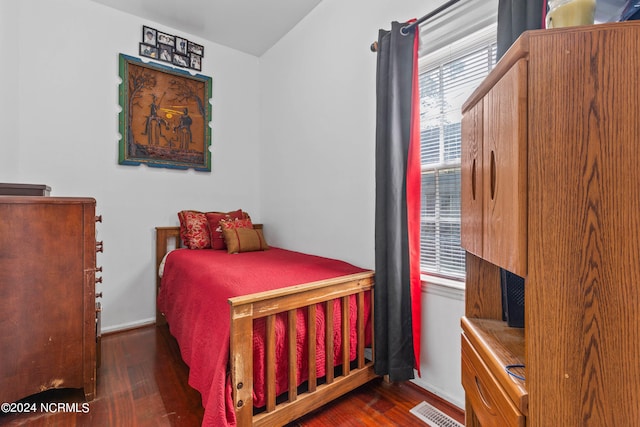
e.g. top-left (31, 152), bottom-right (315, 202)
top-left (462, 334), bottom-right (524, 427)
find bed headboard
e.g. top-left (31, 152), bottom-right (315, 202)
top-left (155, 224), bottom-right (263, 325)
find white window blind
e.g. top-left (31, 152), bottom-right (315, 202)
top-left (419, 24), bottom-right (497, 280)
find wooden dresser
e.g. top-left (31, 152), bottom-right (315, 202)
top-left (460, 22), bottom-right (640, 426)
top-left (0, 196), bottom-right (102, 403)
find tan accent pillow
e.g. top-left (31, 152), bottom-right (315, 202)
top-left (220, 218), bottom-right (269, 254)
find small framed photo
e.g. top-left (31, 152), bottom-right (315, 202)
top-left (173, 53), bottom-right (189, 68)
top-left (188, 41), bottom-right (204, 56)
top-left (158, 44), bottom-right (173, 63)
top-left (175, 37), bottom-right (188, 55)
top-left (142, 26), bottom-right (157, 46)
top-left (190, 53), bottom-right (202, 71)
top-left (157, 31), bottom-right (175, 47)
top-left (139, 43), bottom-right (158, 59)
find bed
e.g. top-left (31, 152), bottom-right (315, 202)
top-left (155, 224), bottom-right (378, 427)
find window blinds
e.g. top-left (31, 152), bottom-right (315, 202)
top-left (418, 28), bottom-right (496, 280)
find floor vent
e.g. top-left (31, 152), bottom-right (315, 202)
top-left (410, 401), bottom-right (464, 427)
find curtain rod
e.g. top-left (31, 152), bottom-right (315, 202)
top-left (370, 0), bottom-right (463, 52)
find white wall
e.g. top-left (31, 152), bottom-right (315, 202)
top-left (259, 0), bottom-right (466, 409)
top-left (416, 282), bottom-right (465, 408)
top-left (0, 1), bottom-right (20, 178)
top-left (259, 0), bottom-right (441, 269)
top-left (9, 0), bottom-right (262, 332)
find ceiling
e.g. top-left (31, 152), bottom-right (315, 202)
top-left (91, 0), bottom-right (630, 57)
top-left (90, 0), bottom-right (323, 57)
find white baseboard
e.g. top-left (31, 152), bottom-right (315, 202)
top-left (100, 317), bottom-right (156, 334)
top-left (410, 377), bottom-right (465, 411)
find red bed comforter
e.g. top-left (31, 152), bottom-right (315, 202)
top-left (157, 247), bottom-right (371, 426)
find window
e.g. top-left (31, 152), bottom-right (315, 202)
top-left (419, 25), bottom-right (497, 281)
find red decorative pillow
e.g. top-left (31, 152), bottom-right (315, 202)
top-left (177, 210), bottom-right (211, 249)
top-left (220, 218), bottom-right (269, 254)
top-left (178, 210), bottom-right (198, 243)
top-left (221, 217), bottom-right (253, 230)
top-left (205, 209), bottom-right (245, 250)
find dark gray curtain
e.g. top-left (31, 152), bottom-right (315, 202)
top-left (374, 21), bottom-right (417, 382)
top-left (497, 0), bottom-right (545, 59)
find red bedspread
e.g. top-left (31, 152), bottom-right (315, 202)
top-left (158, 247), bottom-right (371, 427)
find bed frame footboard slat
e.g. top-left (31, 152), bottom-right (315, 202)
top-left (307, 304), bottom-right (317, 393)
top-left (357, 292), bottom-right (365, 369)
top-left (341, 296), bottom-right (350, 376)
top-left (325, 301), bottom-right (335, 385)
top-left (287, 309), bottom-right (298, 403)
top-left (265, 315), bottom-right (276, 412)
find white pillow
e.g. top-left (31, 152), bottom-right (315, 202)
top-left (158, 251), bottom-right (172, 278)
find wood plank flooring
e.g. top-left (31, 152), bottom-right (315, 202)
top-left (0, 325), bottom-right (464, 426)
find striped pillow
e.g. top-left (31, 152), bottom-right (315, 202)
top-left (220, 218), bottom-right (269, 254)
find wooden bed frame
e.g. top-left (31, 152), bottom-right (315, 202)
top-left (155, 226), bottom-right (378, 426)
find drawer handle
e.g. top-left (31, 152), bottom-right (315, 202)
top-left (96, 241), bottom-right (104, 253)
top-left (490, 150), bottom-right (497, 200)
top-left (471, 158), bottom-right (477, 200)
top-left (475, 376), bottom-right (497, 415)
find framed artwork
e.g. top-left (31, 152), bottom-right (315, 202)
top-left (172, 53), bottom-right (189, 67)
top-left (188, 41), bottom-right (204, 56)
top-left (157, 31), bottom-right (175, 47)
top-left (139, 43), bottom-right (157, 59)
top-left (175, 37), bottom-right (188, 55)
top-left (190, 53), bottom-right (202, 71)
top-left (158, 44), bottom-right (173, 63)
top-left (143, 26), bottom-right (157, 46)
top-left (118, 53), bottom-right (212, 171)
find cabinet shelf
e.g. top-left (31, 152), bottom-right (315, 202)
top-left (461, 317), bottom-right (527, 415)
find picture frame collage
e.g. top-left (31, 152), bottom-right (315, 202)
top-left (139, 25), bottom-right (204, 71)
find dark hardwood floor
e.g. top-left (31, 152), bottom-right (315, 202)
top-left (0, 325), bottom-right (464, 426)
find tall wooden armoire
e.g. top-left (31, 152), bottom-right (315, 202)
top-left (460, 22), bottom-right (640, 426)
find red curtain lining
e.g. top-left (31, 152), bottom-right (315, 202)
top-left (407, 26), bottom-right (422, 376)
